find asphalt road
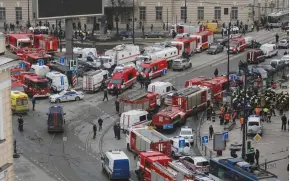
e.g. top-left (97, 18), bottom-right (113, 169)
top-left (12, 28), bottom-right (288, 181)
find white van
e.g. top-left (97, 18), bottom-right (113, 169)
top-left (147, 81), bottom-right (176, 104)
top-left (120, 110), bottom-right (149, 132)
top-left (170, 136), bottom-right (191, 157)
top-left (31, 64), bottom-right (50, 77)
top-left (260, 43), bottom-right (278, 57)
top-left (46, 71), bottom-right (69, 92)
top-left (247, 115), bottom-right (263, 136)
top-left (82, 70), bottom-right (109, 92)
top-left (244, 36), bottom-right (253, 46)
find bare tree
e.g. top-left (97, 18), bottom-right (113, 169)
top-left (110, 0), bottom-right (132, 35)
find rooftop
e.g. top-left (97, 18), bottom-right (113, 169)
top-left (0, 57), bottom-right (19, 72)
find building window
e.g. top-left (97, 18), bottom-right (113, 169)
top-left (121, 12), bottom-right (129, 23)
top-left (231, 7), bottom-right (238, 20)
top-left (214, 7), bottom-right (221, 20)
top-left (224, 8), bottom-right (229, 15)
top-left (0, 8), bottom-right (6, 21)
top-left (155, 6), bottom-right (163, 20)
top-left (180, 6), bottom-right (187, 20)
top-left (0, 92), bottom-right (4, 140)
top-left (87, 17), bottom-right (94, 24)
top-left (139, 7), bottom-right (146, 21)
top-left (15, 7), bottom-right (22, 21)
top-left (197, 7), bottom-right (204, 20)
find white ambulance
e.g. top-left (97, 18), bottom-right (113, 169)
top-left (46, 71), bottom-right (69, 92)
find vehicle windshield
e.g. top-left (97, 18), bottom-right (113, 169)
top-left (173, 61), bottom-right (181, 65)
top-left (280, 40), bottom-right (287, 43)
top-left (248, 121), bottom-right (259, 126)
top-left (230, 42), bottom-right (238, 47)
top-left (11, 86), bottom-right (24, 92)
top-left (196, 161), bottom-right (209, 166)
top-left (58, 91), bottom-right (66, 96)
top-left (180, 130), bottom-right (192, 135)
top-left (209, 45), bottom-right (217, 49)
top-left (20, 42), bottom-right (31, 48)
top-left (110, 79), bottom-right (122, 84)
top-left (33, 82), bottom-right (48, 89)
top-left (142, 67), bottom-right (151, 73)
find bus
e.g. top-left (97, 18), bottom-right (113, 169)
top-left (267, 10), bottom-right (289, 27)
top-left (209, 157), bottom-right (280, 181)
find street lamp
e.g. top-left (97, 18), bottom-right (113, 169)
top-left (227, 22), bottom-right (231, 92)
top-left (184, 0), bottom-right (187, 23)
top-left (132, 0), bottom-right (135, 44)
top-left (28, 0), bottom-right (30, 24)
top-left (239, 60), bottom-right (249, 160)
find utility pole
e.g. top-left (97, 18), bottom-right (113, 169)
top-left (277, 0), bottom-right (279, 10)
top-left (27, 0), bottom-right (30, 23)
top-left (227, 23), bottom-right (231, 92)
top-left (184, 0), bottom-right (187, 23)
top-left (265, 0), bottom-right (268, 16)
top-left (132, 0), bottom-right (135, 44)
top-left (252, 0), bottom-right (256, 23)
top-left (166, 8), bottom-right (168, 31)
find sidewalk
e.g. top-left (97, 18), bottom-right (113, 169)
top-left (198, 111), bottom-right (289, 181)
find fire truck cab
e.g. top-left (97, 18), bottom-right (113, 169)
top-left (190, 31), bottom-right (214, 52)
top-left (140, 59), bottom-right (167, 79)
top-left (8, 34), bottom-right (32, 53)
top-left (200, 80), bottom-right (223, 102)
top-left (108, 67), bottom-right (137, 92)
top-left (22, 52), bottom-right (52, 69)
top-left (152, 107), bottom-right (186, 130)
top-left (228, 37), bottom-right (246, 54)
top-left (211, 76), bottom-right (229, 91)
top-left (171, 37), bottom-right (197, 56)
top-left (20, 73), bottom-right (50, 98)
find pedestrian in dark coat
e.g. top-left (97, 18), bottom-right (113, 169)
top-left (98, 118), bottom-right (103, 131)
top-left (113, 124), bottom-right (117, 138)
top-left (214, 68), bottom-right (218, 77)
top-left (115, 99), bottom-right (120, 113)
top-left (93, 124), bottom-right (97, 139)
top-left (209, 125), bottom-right (214, 140)
top-left (255, 149), bottom-right (260, 165)
top-left (275, 33), bottom-right (279, 44)
top-left (281, 114), bottom-right (287, 131)
top-left (103, 88), bottom-right (108, 101)
top-left (32, 97), bottom-right (36, 111)
top-left (116, 123), bottom-right (121, 140)
top-left (113, 85), bottom-right (119, 98)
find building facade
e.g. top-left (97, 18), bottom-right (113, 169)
top-left (0, 57), bottom-right (18, 181)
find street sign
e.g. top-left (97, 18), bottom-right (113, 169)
top-left (163, 124), bottom-right (173, 129)
top-left (63, 137), bottom-right (67, 142)
top-left (230, 74), bottom-right (237, 81)
top-left (59, 57), bottom-right (65, 64)
top-left (179, 139), bottom-right (185, 148)
top-left (253, 134), bottom-right (262, 142)
top-left (162, 69), bottom-right (167, 75)
top-left (201, 136), bottom-right (209, 144)
top-left (38, 59), bottom-right (44, 66)
top-left (223, 131), bottom-right (229, 140)
top-left (19, 62), bottom-right (25, 68)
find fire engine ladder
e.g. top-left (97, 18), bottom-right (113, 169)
top-left (153, 162), bottom-right (176, 180)
top-left (168, 162), bottom-right (194, 178)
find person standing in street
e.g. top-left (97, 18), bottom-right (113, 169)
top-left (240, 116), bottom-right (244, 131)
top-left (32, 97), bottom-right (36, 111)
top-left (275, 33), bottom-right (279, 44)
top-left (209, 125), bottom-right (214, 140)
top-left (18, 115), bottom-right (24, 132)
top-left (116, 123), bottom-right (121, 140)
top-left (192, 106), bottom-right (198, 120)
top-left (281, 114), bottom-right (287, 131)
top-left (93, 124), bottom-right (97, 139)
top-left (98, 118), bottom-right (103, 131)
top-left (113, 123), bottom-right (117, 138)
top-left (113, 85), bottom-right (119, 98)
top-left (255, 149), bottom-right (260, 165)
top-left (214, 68), bottom-right (218, 77)
top-left (270, 105), bottom-right (276, 116)
top-left (103, 88), bottom-right (108, 101)
top-left (115, 99), bottom-right (120, 113)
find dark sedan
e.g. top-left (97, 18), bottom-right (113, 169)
top-left (214, 38), bottom-right (228, 46)
top-left (144, 31), bottom-right (165, 38)
top-left (246, 41), bottom-right (261, 48)
top-left (207, 44), bottom-right (224, 54)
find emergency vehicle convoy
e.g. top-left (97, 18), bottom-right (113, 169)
top-left (171, 37), bottom-right (197, 56)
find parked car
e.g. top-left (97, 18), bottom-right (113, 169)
top-left (278, 39), bottom-right (289, 49)
top-left (270, 59), bottom-right (286, 71)
top-left (280, 55), bottom-right (289, 65)
top-left (214, 37), bottom-right (228, 46)
top-left (172, 58), bottom-right (192, 71)
top-left (49, 90), bottom-right (85, 103)
top-left (206, 43), bottom-right (224, 54)
top-left (144, 31), bottom-right (165, 38)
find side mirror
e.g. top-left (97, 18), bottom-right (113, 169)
top-left (63, 113), bottom-right (66, 115)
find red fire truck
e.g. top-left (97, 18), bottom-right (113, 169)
top-left (11, 67), bottom-right (25, 80)
top-left (171, 37), bottom-right (197, 56)
top-left (140, 59), bottom-right (168, 79)
top-left (152, 107), bottom-right (186, 130)
top-left (211, 76), bottom-right (229, 91)
top-left (185, 77), bottom-right (209, 87)
top-left (119, 92), bottom-right (160, 114)
top-left (11, 78), bottom-right (25, 92)
top-left (126, 126), bottom-right (171, 156)
top-left (33, 34), bottom-right (58, 53)
top-left (190, 30), bottom-right (214, 52)
top-left (200, 80), bottom-right (223, 102)
top-left (19, 73), bottom-right (50, 97)
top-left (7, 34), bottom-right (33, 53)
top-left (171, 86), bottom-right (210, 116)
top-left (22, 51), bottom-right (52, 69)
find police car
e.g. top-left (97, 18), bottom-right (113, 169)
top-left (179, 126), bottom-right (195, 145)
top-left (49, 89), bottom-right (84, 103)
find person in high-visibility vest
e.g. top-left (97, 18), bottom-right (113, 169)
top-left (224, 112), bottom-right (231, 124)
top-left (240, 116), bottom-right (245, 130)
top-left (257, 76), bottom-right (262, 88)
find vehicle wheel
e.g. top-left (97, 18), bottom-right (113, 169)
top-left (189, 63), bottom-right (192, 68)
top-left (56, 99), bottom-right (61, 103)
top-left (75, 97), bottom-right (80, 101)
